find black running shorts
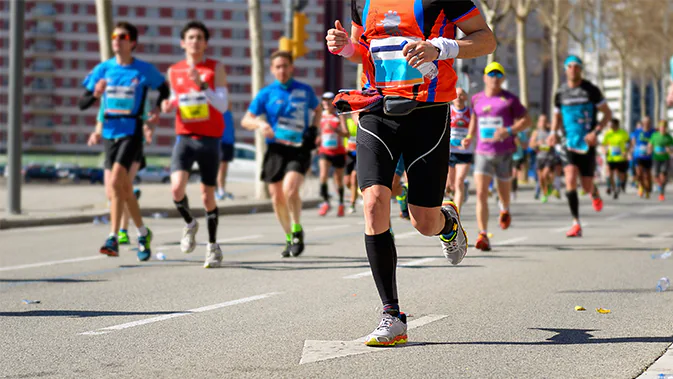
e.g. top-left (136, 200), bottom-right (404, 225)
top-left (320, 153), bottom-right (346, 169)
top-left (220, 143), bottom-right (234, 162)
top-left (636, 158), bottom-right (653, 170)
top-left (261, 143), bottom-right (311, 183)
top-left (356, 103), bottom-right (450, 208)
top-left (171, 135), bottom-right (221, 187)
top-left (563, 147), bottom-right (596, 178)
top-left (607, 161), bottom-right (629, 173)
top-left (104, 135), bottom-right (143, 171)
top-left (345, 153), bottom-right (357, 175)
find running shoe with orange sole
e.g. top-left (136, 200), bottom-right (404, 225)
top-left (566, 223), bottom-right (582, 237)
top-left (499, 211), bottom-right (511, 230)
top-left (592, 197), bottom-right (603, 212)
top-left (475, 232), bottom-right (491, 251)
top-left (318, 202), bottom-right (330, 216)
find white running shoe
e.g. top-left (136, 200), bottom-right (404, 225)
top-left (180, 221), bottom-right (199, 254)
top-left (364, 312), bottom-right (408, 346)
top-left (203, 242), bottom-right (223, 268)
top-left (439, 200), bottom-right (468, 265)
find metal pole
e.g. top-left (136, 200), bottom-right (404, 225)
top-left (248, 0), bottom-right (269, 200)
top-left (7, 0), bottom-right (24, 215)
top-left (661, 0), bottom-right (669, 121)
top-left (95, 0), bottom-right (113, 61)
top-left (283, 0), bottom-right (293, 38)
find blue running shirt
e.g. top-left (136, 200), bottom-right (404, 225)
top-left (248, 79), bottom-right (319, 147)
top-left (83, 58), bottom-right (165, 139)
top-left (631, 128), bottom-right (655, 160)
top-left (554, 80), bottom-right (605, 153)
top-left (221, 110), bottom-right (236, 145)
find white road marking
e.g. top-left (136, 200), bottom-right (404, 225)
top-left (0, 224), bottom-right (74, 234)
top-left (607, 212), bottom-right (631, 221)
top-left (394, 231), bottom-right (421, 240)
top-left (79, 292), bottom-right (281, 336)
top-left (636, 342), bottom-right (673, 378)
top-left (155, 234), bottom-right (263, 250)
top-left (299, 314), bottom-right (448, 364)
top-left (343, 257), bottom-right (438, 279)
top-left (0, 256), bottom-right (106, 272)
top-left (307, 224), bottom-right (350, 232)
top-left (550, 222), bottom-right (589, 233)
top-left (493, 236), bottom-right (528, 246)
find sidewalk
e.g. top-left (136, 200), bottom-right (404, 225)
top-left (0, 179), bottom-right (322, 230)
top-left (0, 177), bottom-right (536, 230)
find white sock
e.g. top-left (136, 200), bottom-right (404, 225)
top-left (187, 219), bottom-right (197, 228)
top-left (137, 225), bottom-right (148, 237)
top-left (109, 232), bottom-right (116, 238)
top-left (498, 201), bottom-right (508, 212)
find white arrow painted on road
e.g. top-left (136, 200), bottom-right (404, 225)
top-left (299, 314), bottom-right (447, 364)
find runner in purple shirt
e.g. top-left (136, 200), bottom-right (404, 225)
top-left (462, 62), bottom-right (531, 251)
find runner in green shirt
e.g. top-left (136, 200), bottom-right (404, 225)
top-left (601, 118), bottom-right (630, 199)
top-left (648, 120), bottom-right (673, 201)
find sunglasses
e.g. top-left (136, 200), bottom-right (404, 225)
top-left (486, 71), bottom-right (504, 79)
top-left (111, 33), bottom-right (130, 41)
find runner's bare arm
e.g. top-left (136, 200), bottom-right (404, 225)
top-left (202, 62), bottom-right (229, 113)
top-left (325, 21), bottom-right (364, 64)
top-left (312, 105), bottom-right (323, 128)
top-left (461, 112), bottom-right (477, 149)
top-left (595, 102), bottom-right (612, 132)
top-left (511, 113), bottom-right (532, 135)
top-left (455, 15), bottom-right (496, 59)
top-left (529, 130), bottom-right (538, 150)
top-left (161, 68), bottom-right (176, 113)
top-left (338, 115), bottom-right (350, 138)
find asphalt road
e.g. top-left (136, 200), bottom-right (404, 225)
top-left (1, 190), bottom-right (673, 378)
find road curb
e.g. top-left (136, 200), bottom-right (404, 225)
top-left (0, 198), bottom-right (323, 230)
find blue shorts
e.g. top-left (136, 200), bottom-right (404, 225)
top-left (449, 153), bottom-right (474, 168)
top-left (395, 156), bottom-right (405, 177)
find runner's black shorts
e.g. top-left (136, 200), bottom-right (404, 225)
top-left (220, 142), bottom-right (234, 162)
top-left (536, 154), bottom-right (559, 170)
top-left (607, 161), bottom-right (629, 173)
top-left (262, 143), bottom-right (311, 183)
top-left (636, 158), bottom-right (653, 170)
top-left (449, 153), bottom-right (473, 167)
top-left (356, 103), bottom-right (450, 208)
top-left (562, 147), bottom-right (596, 178)
top-left (171, 135), bottom-right (221, 187)
top-left (104, 133), bottom-right (143, 172)
top-left (345, 153), bottom-right (356, 175)
top-left (320, 153), bottom-right (346, 169)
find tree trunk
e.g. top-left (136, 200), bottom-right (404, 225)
top-left (550, 31), bottom-right (559, 117)
top-left (640, 77), bottom-right (647, 120)
top-left (618, 55), bottom-right (626, 123)
top-left (485, 12), bottom-right (497, 64)
top-left (653, 77), bottom-right (660, 125)
top-left (516, 15), bottom-right (528, 107)
top-left (248, 0), bottom-right (269, 200)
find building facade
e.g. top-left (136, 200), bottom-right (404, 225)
top-left (0, 0), bottom-right (352, 155)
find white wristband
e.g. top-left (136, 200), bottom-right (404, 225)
top-left (337, 42), bottom-right (355, 58)
top-left (429, 38), bottom-right (459, 60)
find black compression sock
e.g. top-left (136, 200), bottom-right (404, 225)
top-left (566, 190), bottom-right (579, 220)
top-left (438, 207), bottom-right (456, 236)
top-left (174, 196), bottom-right (194, 224)
top-left (365, 231), bottom-right (398, 307)
top-left (338, 187), bottom-right (344, 204)
top-left (320, 183), bottom-right (329, 202)
top-left (206, 207), bottom-right (218, 244)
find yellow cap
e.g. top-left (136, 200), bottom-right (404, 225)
top-left (484, 62), bottom-right (506, 76)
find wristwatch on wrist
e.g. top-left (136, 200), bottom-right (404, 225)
top-left (433, 46), bottom-right (441, 59)
top-left (199, 82), bottom-right (209, 91)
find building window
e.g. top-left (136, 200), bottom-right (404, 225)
top-left (175, 8), bottom-right (187, 19)
top-left (233, 11), bottom-right (246, 21)
top-left (147, 7), bottom-right (159, 18)
top-left (78, 4), bottom-right (87, 15)
top-left (78, 60), bottom-right (87, 70)
top-left (128, 7), bottom-right (136, 17)
top-left (76, 23), bottom-right (87, 33)
top-left (196, 9), bottom-right (205, 20)
top-left (64, 21), bottom-right (73, 33)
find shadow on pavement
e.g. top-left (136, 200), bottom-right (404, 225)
top-left (404, 328), bottom-right (673, 346)
top-left (0, 278), bottom-right (105, 283)
top-left (0, 310), bottom-right (185, 318)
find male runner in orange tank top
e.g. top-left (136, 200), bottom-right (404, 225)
top-left (161, 21), bottom-right (229, 269)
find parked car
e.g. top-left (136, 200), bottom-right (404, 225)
top-left (189, 143), bottom-right (257, 183)
top-left (24, 164), bottom-right (58, 182)
top-left (75, 167), bottom-right (104, 184)
top-left (135, 166), bottom-right (171, 184)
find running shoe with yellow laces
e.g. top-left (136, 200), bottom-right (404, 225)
top-left (364, 312), bottom-right (408, 347)
top-left (439, 200), bottom-right (468, 265)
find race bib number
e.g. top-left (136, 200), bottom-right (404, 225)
top-left (450, 128), bottom-right (468, 147)
top-left (478, 117), bottom-right (504, 140)
top-left (539, 145), bottom-right (551, 152)
top-left (322, 133), bottom-right (338, 149)
top-left (655, 145), bottom-right (667, 154)
top-left (370, 37), bottom-right (424, 89)
top-left (610, 146), bottom-right (622, 156)
top-left (636, 145), bottom-right (648, 156)
top-left (178, 92), bottom-right (210, 123)
top-left (275, 117), bottom-right (304, 147)
top-left (105, 86), bottom-right (136, 115)
top-left (347, 136), bottom-right (357, 151)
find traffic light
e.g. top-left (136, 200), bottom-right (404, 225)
top-left (278, 37), bottom-right (293, 54)
top-left (292, 12), bottom-right (308, 59)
